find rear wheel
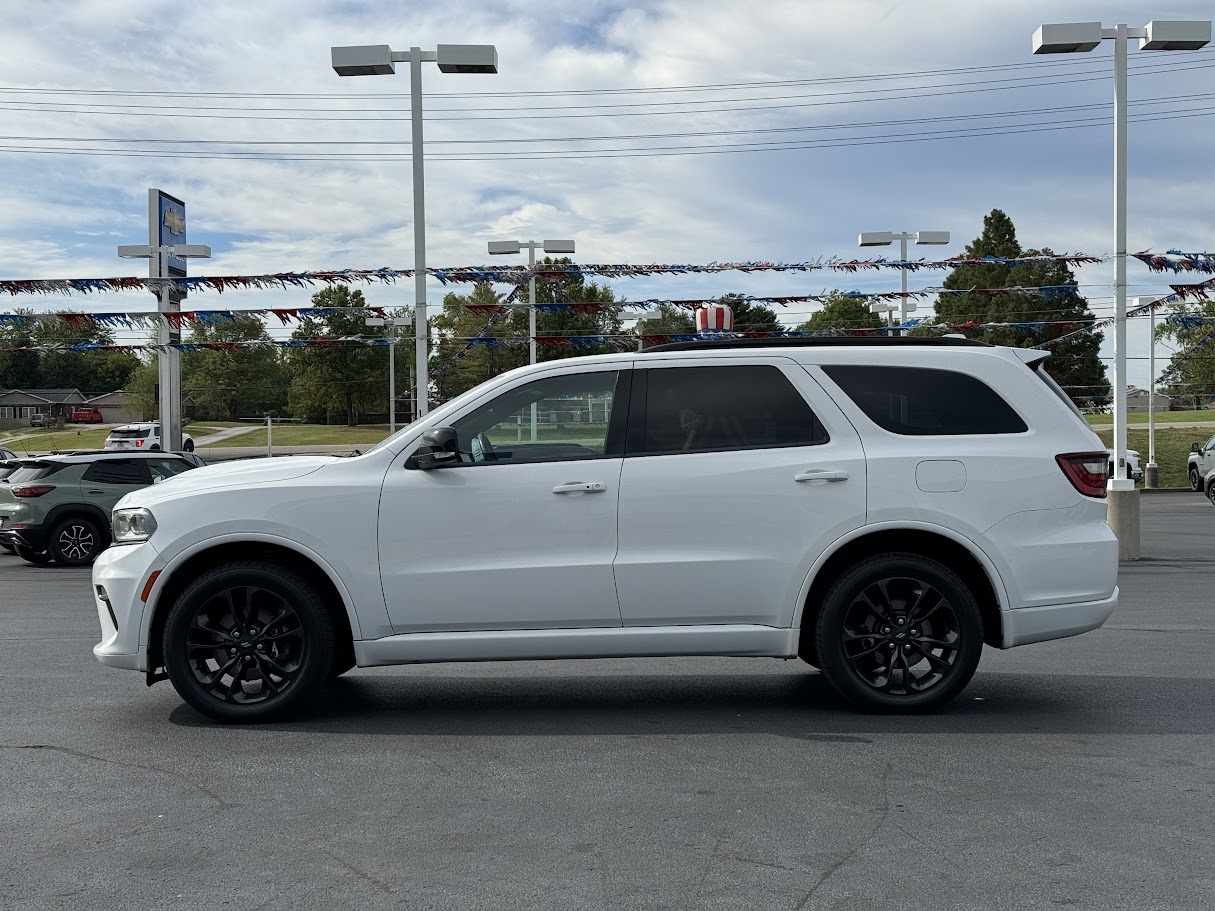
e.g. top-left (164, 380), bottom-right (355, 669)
top-left (815, 553), bottom-right (983, 712)
top-left (183, 439), bottom-right (195, 452)
top-left (48, 516), bottom-right (105, 566)
top-left (163, 561), bottom-right (336, 723)
top-left (1191, 466), bottom-right (1202, 492)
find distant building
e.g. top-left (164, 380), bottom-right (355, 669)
top-left (0, 389), bottom-right (86, 422)
top-left (1122, 386), bottom-right (1171, 413)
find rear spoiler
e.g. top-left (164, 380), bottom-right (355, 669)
top-left (1011, 348), bottom-right (1051, 367)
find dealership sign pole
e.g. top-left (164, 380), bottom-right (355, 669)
top-left (152, 190), bottom-right (186, 452)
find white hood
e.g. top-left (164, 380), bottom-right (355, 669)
top-left (123, 456), bottom-right (339, 507)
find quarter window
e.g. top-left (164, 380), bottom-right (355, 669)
top-left (823, 365), bottom-right (1028, 435)
top-left (451, 371), bottom-right (620, 465)
top-left (635, 365), bottom-right (827, 455)
top-left (83, 460), bottom-right (147, 485)
top-left (147, 459), bottom-right (193, 483)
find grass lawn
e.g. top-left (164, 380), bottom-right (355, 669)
top-left (1086, 410), bottom-right (1215, 426)
top-left (1092, 427), bottom-right (1197, 488)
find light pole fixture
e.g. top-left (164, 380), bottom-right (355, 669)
top-left (858, 231), bottom-right (950, 334)
top-left (117, 242), bottom-right (211, 451)
top-left (487, 239), bottom-right (576, 366)
top-left (1033, 19), bottom-right (1210, 559)
top-left (629, 308), bottom-right (663, 351)
top-left (332, 42), bottom-right (499, 417)
top-left (366, 312), bottom-right (412, 435)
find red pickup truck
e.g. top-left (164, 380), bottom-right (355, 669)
top-left (68, 406), bottom-right (104, 424)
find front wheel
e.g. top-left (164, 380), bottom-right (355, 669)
top-left (815, 553), bottom-right (983, 712)
top-left (48, 516), bottom-right (105, 566)
top-left (1191, 467), bottom-right (1202, 492)
top-left (163, 562), bottom-right (336, 723)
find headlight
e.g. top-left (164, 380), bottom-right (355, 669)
top-left (111, 507), bottom-right (158, 544)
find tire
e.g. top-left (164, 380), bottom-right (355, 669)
top-left (150, 445), bottom-right (161, 452)
top-left (13, 543), bottom-right (50, 565)
top-left (1207, 484), bottom-right (1215, 507)
top-left (183, 440), bottom-right (195, 452)
top-left (0, 540), bottom-right (14, 554)
top-left (48, 516), bottom-right (105, 566)
top-left (163, 561), bottom-right (336, 723)
top-left (1190, 467), bottom-right (1202, 492)
top-left (815, 553), bottom-right (983, 713)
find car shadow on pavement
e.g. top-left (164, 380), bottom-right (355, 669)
top-left (165, 667), bottom-right (1214, 737)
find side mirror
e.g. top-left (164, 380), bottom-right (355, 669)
top-left (405, 427), bottom-right (461, 470)
top-left (1192, 443), bottom-right (1201, 453)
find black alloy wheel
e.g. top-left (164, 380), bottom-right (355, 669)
top-left (815, 553), bottom-right (983, 712)
top-left (1207, 484), bottom-right (1215, 507)
top-left (13, 542), bottom-right (50, 565)
top-left (1191, 467), bottom-right (1202, 492)
top-left (48, 516), bottom-right (104, 566)
top-left (163, 562), bottom-right (335, 723)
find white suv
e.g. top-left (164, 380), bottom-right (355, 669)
top-left (91, 338), bottom-right (1119, 723)
top-left (105, 422), bottom-right (194, 453)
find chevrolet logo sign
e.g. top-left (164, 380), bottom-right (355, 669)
top-left (163, 208), bottom-right (185, 235)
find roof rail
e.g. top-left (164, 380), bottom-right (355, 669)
top-left (640, 336), bottom-right (992, 353)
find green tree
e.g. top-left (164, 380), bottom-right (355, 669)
top-left (181, 316), bottom-right (289, 421)
top-left (934, 209), bottom-right (1107, 399)
top-left (1157, 301), bottom-right (1215, 406)
top-left (286, 286), bottom-right (399, 425)
top-left (125, 357), bottom-right (160, 420)
top-left (508, 256), bottom-right (624, 359)
top-left (0, 315), bottom-right (140, 395)
top-left (0, 312), bottom-right (39, 389)
top-left (799, 294), bottom-right (884, 333)
top-left (637, 303), bottom-right (695, 344)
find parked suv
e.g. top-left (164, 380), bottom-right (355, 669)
top-left (0, 452), bottom-right (199, 566)
top-left (105, 422), bottom-right (194, 453)
top-left (92, 338), bottom-right (1119, 723)
top-left (1188, 435), bottom-right (1215, 491)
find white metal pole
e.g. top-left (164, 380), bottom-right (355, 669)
top-left (1148, 304), bottom-right (1156, 470)
top-left (528, 241), bottom-right (538, 442)
top-left (410, 48), bottom-right (429, 417)
top-left (266, 414), bottom-right (272, 458)
top-left (388, 319), bottom-right (397, 435)
top-left (1111, 23), bottom-right (1129, 486)
top-left (899, 234), bottom-right (909, 336)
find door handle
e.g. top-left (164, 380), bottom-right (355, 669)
top-left (794, 469), bottom-right (848, 483)
top-left (552, 482), bottom-right (607, 494)
top-left (86, 488), bottom-right (106, 495)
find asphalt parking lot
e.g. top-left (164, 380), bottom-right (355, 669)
top-left (1, 492), bottom-right (1212, 911)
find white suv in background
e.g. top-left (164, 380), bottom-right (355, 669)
top-left (104, 422), bottom-right (194, 453)
top-left (92, 338), bottom-right (1119, 723)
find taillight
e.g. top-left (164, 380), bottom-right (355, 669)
top-left (1056, 453), bottom-right (1108, 498)
top-left (136, 439), bottom-right (144, 447)
top-left (11, 485), bottom-right (54, 498)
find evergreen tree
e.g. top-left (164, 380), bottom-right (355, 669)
top-left (935, 209), bottom-right (1107, 400)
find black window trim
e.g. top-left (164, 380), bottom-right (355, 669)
top-left (440, 368), bottom-right (633, 469)
top-left (624, 364), bottom-right (831, 458)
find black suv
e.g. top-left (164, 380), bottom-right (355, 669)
top-left (0, 451), bottom-right (201, 566)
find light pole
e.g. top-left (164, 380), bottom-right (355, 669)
top-left (630, 309), bottom-right (663, 351)
top-left (117, 242), bottom-right (211, 451)
top-left (332, 42), bottom-right (498, 417)
top-left (366, 312), bottom-right (412, 435)
top-left (1033, 20), bottom-right (1210, 558)
top-left (1132, 297), bottom-right (1163, 488)
top-left (487, 239), bottom-right (576, 366)
top-left (858, 231), bottom-right (950, 334)
top-left (488, 239), bottom-right (575, 442)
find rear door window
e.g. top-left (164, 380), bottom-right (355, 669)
top-left (823, 365), bottom-right (1028, 435)
top-left (83, 460), bottom-right (149, 485)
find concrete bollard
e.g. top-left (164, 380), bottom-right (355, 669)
top-left (1107, 483), bottom-right (1141, 561)
top-left (1144, 464), bottom-right (1159, 489)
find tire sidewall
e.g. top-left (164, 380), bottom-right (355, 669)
top-left (163, 563), bottom-right (334, 723)
top-left (48, 516), bottom-right (105, 566)
top-left (816, 554), bottom-right (984, 713)
top-left (1191, 467), bottom-right (1202, 492)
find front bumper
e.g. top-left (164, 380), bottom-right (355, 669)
top-left (92, 540), bottom-right (162, 672)
top-left (1001, 588), bottom-right (1119, 647)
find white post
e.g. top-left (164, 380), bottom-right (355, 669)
top-left (266, 414), bottom-right (272, 458)
top-left (899, 234), bottom-right (909, 336)
top-left (388, 319), bottom-right (397, 435)
top-left (410, 48), bottom-right (429, 417)
top-left (528, 241), bottom-right (538, 442)
top-left (1106, 22), bottom-right (1139, 559)
top-left (1147, 303), bottom-right (1157, 482)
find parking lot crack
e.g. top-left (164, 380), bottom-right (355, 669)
top-left (2, 744), bottom-right (230, 809)
top-left (795, 761), bottom-right (894, 910)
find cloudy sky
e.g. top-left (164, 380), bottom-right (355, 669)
top-left (2, 0), bottom-right (1213, 387)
